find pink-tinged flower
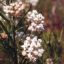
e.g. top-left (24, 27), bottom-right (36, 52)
top-left (26, 36), bottom-right (31, 41)
top-left (21, 36), bottom-right (44, 62)
top-left (27, 47), bottom-right (33, 52)
top-left (0, 32), bottom-right (8, 40)
top-left (3, 1), bottom-right (30, 17)
top-left (36, 42), bottom-right (41, 47)
top-left (38, 49), bottom-right (44, 54)
top-left (22, 51), bottom-right (27, 56)
top-left (33, 50), bottom-right (38, 55)
top-left (46, 58), bottom-right (53, 64)
top-left (27, 53), bottom-right (33, 59)
top-left (26, 0), bottom-right (39, 6)
top-left (26, 10), bottom-right (44, 32)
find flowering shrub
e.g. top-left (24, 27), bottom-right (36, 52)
top-left (0, 0), bottom-right (45, 63)
top-left (0, 0), bottom-right (62, 64)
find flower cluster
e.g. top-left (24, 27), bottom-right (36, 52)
top-left (3, 1), bottom-right (29, 17)
top-left (21, 36), bottom-right (44, 61)
top-left (26, 0), bottom-right (39, 6)
top-left (0, 32), bottom-right (8, 40)
top-left (2, 1), bottom-right (45, 62)
top-left (26, 10), bottom-right (44, 32)
top-left (46, 58), bottom-right (53, 64)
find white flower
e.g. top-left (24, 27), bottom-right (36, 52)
top-left (24, 41), bottom-right (30, 47)
top-left (46, 58), bottom-right (53, 64)
top-left (27, 53), bottom-right (37, 61)
top-left (27, 11), bottom-right (32, 17)
top-left (38, 53), bottom-right (42, 57)
top-left (27, 53), bottom-right (32, 59)
top-left (5, 13), bottom-right (9, 17)
top-left (28, 11), bottom-right (32, 15)
top-left (41, 21), bottom-right (44, 24)
top-left (33, 50), bottom-right (38, 55)
top-left (28, 22), bottom-right (37, 32)
top-left (19, 4), bottom-right (26, 10)
top-left (3, 6), bottom-right (11, 13)
top-left (21, 45), bottom-right (25, 48)
top-left (26, 10), bottom-right (44, 32)
top-left (18, 1), bottom-right (22, 5)
top-left (37, 13), bottom-right (45, 20)
top-left (36, 42), bottom-right (41, 47)
top-left (36, 24), bottom-right (44, 31)
top-left (33, 57), bottom-right (37, 61)
top-left (10, 3), bottom-right (16, 6)
top-left (30, 41), bottom-right (37, 47)
top-left (21, 45), bottom-right (26, 50)
top-left (28, 26), bottom-right (36, 32)
top-left (32, 36), bottom-right (37, 42)
top-left (38, 49), bottom-right (44, 54)
top-left (22, 51), bottom-right (27, 56)
top-left (21, 36), bottom-right (44, 61)
top-left (31, 22), bottom-right (37, 27)
top-left (40, 24), bottom-right (44, 29)
top-left (33, 17), bottom-right (39, 21)
top-left (3, 1), bottom-right (28, 17)
top-left (32, 10), bottom-right (38, 14)
top-left (26, 36), bottom-right (31, 41)
top-left (30, 13), bottom-right (36, 19)
top-left (38, 49), bottom-right (44, 57)
top-left (38, 39), bottom-right (42, 43)
top-left (24, 40), bottom-right (29, 44)
top-left (36, 25), bottom-right (40, 29)
top-left (3, 9), bottom-right (9, 14)
top-left (27, 47), bottom-right (33, 52)
top-left (27, 10), bottom-right (38, 21)
top-left (26, 0), bottom-right (39, 6)
top-left (28, 0), bottom-right (39, 6)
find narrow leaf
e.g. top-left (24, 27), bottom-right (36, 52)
top-left (0, 20), bottom-right (13, 42)
top-left (0, 11), bottom-right (11, 26)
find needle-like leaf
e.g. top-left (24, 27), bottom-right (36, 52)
top-left (0, 11), bottom-right (11, 26)
top-left (0, 20), bottom-right (13, 42)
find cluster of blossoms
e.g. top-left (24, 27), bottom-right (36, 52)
top-left (2, 0), bottom-right (45, 62)
top-left (0, 32), bottom-right (8, 40)
top-left (26, 0), bottom-right (39, 6)
top-left (3, 1), bottom-right (29, 17)
top-left (21, 36), bottom-right (44, 61)
top-left (26, 10), bottom-right (44, 32)
top-left (46, 58), bottom-right (53, 64)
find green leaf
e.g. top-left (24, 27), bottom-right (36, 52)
top-left (0, 11), bottom-right (11, 26)
top-left (0, 20), bottom-right (13, 42)
top-left (0, 20), bottom-right (8, 33)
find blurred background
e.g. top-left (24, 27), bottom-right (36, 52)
top-left (36, 0), bottom-right (64, 64)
